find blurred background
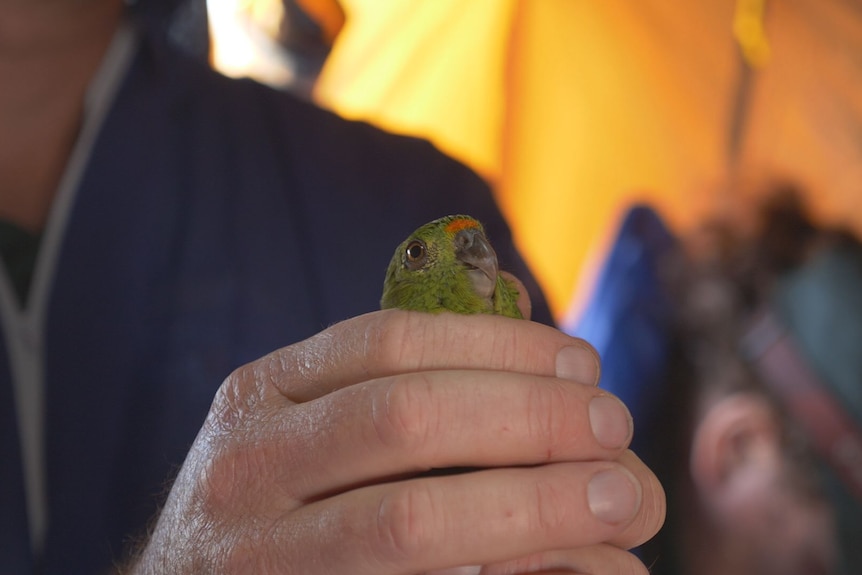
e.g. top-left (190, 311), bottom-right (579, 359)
top-left (192, 0), bottom-right (862, 325)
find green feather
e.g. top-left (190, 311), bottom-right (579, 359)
top-left (381, 215), bottom-right (523, 319)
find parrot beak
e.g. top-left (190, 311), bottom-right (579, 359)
top-left (454, 228), bottom-right (499, 299)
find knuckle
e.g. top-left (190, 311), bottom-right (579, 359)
top-left (195, 409), bottom-right (275, 518)
top-left (217, 529), bottom-right (283, 575)
top-left (209, 366), bottom-right (266, 435)
top-left (525, 381), bottom-right (572, 458)
top-left (370, 375), bottom-right (438, 453)
top-left (217, 534), bottom-right (257, 573)
top-left (195, 440), bottom-right (267, 516)
top-left (530, 476), bottom-right (572, 534)
top-left (363, 310), bottom-right (416, 369)
top-left (374, 483), bottom-right (438, 562)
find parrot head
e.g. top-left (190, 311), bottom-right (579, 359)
top-left (381, 214), bottom-right (521, 317)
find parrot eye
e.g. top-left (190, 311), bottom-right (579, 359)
top-left (404, 240), bottom-right (427, 269)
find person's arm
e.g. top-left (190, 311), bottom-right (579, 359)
top-left (126, 308), bottom-right (664, 574)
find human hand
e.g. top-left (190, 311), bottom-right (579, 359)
top-left (128, 310), bottom-right (664, 574)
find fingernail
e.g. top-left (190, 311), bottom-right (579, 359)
top-left (588, 468), bottom-right (640, 525)
top-left (589, 395), bottom-right (632, 449)
top-left (555, 345), bottom-right (598, 384)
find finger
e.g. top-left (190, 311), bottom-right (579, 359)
top-left (477, 543), bottom-right (649, 575)
top-left (607, 450), bottom-right (666, 550)
top-left (500, 271), bottom-right (532, 320)
top-left (256, 371), bottom-right (633, 503)
top-left (230, 309), bottom-right (601, 404)
top-left (273, 460), bottom-right (651, 575)
top-left (428, 568), bottom-right (481, 575)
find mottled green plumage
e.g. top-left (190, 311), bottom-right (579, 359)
top-left (381, 215), bottom-right (523, 319)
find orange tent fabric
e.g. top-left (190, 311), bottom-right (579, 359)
top-left (313, 0), bottom-right (862, 320)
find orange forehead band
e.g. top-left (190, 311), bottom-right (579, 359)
top-left (444, 217), bottom-right (480, 235)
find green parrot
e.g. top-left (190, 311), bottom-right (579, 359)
top-left (381, 214), bottom-right (523, 319)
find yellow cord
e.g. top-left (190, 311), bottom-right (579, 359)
top-left (733, 0), bottom-right (771, 68)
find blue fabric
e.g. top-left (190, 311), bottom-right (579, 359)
top-left (562, 205), bottom-right (677, 455)
top-left (0, 27), bottom-right (551, 575)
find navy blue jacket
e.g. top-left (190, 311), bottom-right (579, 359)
top-left (0, 31), bottom-right (551, 574)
